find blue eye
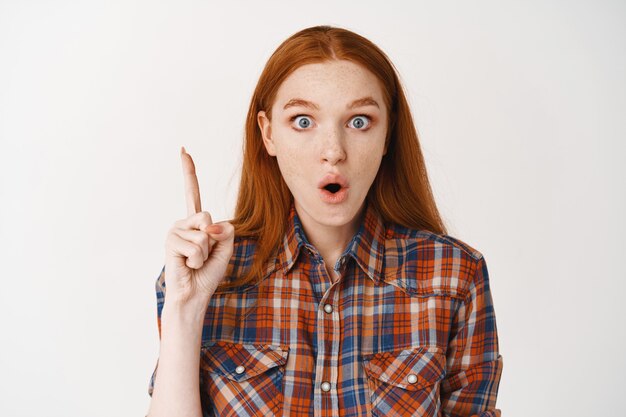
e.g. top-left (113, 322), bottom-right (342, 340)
top-left (293, 115), bottom-right (313, 129)
top-left (348, 115), bottom-right (371, 130)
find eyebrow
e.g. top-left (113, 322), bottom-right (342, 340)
top-left (282, 96), bottom-right (380, 111)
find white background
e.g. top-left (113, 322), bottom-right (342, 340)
top-left (1, 1), bottom-right (624, 416)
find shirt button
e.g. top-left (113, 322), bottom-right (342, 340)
top-left (323, 304), bottom-right (333, 314)
top-left (320, 381), bottom-right (331, 392)
top-left (235, 365), bottom-right (245, 375)
top-left (407, 374), bottom-right (418, 384)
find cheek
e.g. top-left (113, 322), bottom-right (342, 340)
top-left (273, 139), bottom-right (309, 187)
top-left (275, 153), bottom-right (312, 200)
top-left (359, 159), bottom-right (382, 185)
top-left (353, 142), bottom-right (386, 178)
top-left (275, 151), bottom-right (297, 178)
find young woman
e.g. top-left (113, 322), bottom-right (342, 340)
top-left (147, 25), bottom-right (503, 417)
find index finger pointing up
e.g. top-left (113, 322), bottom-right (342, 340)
top-left (180, 146), bottom-right (202, 216)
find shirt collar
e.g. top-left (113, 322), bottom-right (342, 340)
top-left (278, 200), bottom-right (386, 284)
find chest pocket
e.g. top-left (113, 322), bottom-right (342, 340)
top-left (200, 341), bottom-right (289, 417)
top-left (362, 345), bottom-right (446, 417)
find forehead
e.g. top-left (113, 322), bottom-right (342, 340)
top-left (273, 60), bottom-right (384, 108)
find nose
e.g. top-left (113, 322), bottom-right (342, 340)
top-left (320, 127), bottom-right (347, 165)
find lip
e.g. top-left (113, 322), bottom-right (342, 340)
top-left (319, 187), bottom-right (348, 204)
top-left (317, 173), bottom-right (350, 190)
top-left (318, 173), bottom-right (350, 204)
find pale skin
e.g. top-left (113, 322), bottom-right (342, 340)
top-left (147, 148), bottom-right (235, 417)
top-left (148, 60), bottom-right (389, 416)
top-left (258, 59), bottom-right (388, 279)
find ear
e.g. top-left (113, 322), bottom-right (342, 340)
top-left (257, 110), bottom-right (276, 156)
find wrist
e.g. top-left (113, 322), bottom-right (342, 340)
top-left (162, 294), bottom-right (209, 323)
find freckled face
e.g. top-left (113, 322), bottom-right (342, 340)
top-left (257, 60), bottom-right (388, 229)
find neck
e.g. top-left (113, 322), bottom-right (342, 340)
top-left (295, 201), bottom-right (366, 272)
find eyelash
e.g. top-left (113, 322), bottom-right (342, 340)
top-left (289, 114), bottom-right (373, 131)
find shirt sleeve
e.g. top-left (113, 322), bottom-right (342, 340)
top-left (441, 255), bottom-right (504, 417)
top-left (148, 265), bottom-right (167, 397)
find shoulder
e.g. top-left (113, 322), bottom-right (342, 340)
top-left (383, 223), bottom-right (486, 299)
top-left (384, 223), bottom-right (485, 262)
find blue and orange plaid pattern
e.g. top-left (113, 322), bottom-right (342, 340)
top-left (149, 201), bottom-right (503, 416)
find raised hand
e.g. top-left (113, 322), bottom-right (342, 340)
top-left (163, 147), bottom-right (235, 307)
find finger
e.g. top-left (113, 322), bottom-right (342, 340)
top-left (174, 211), bottom-right (214, 231)
top-left (171, 228), bottom-right (214, 261)
top-left (204, 222), bottom-right (234, 242)
top-left (205, 222), bottom-right (235, 263)
top-left (181, 146), bottom-right (202, 217)
top-left (166, 232), bottom-right (205, 269)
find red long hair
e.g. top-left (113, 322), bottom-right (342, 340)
top-left (222, 25), bottom-right (447, 289)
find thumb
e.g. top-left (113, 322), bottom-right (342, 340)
top-left (204, 221), bottom-right (235, 259)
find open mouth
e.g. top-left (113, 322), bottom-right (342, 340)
top-left (318, 173), bottom-right (349, 203)
top-left (323, 183), bottom-right (342, 194)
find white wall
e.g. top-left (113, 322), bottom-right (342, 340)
top-left (1, 1), bottom-right (624, 416)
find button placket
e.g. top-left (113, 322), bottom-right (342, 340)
top-left (313, 289), bottom-right (340, 414)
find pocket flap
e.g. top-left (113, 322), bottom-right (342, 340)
top-left (200, 341), bottom-right (289, 382)
top-left (362, 346), bottom-right (446, 390)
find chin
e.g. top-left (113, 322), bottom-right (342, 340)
top-left (312, 200), bottom-right (364, 226)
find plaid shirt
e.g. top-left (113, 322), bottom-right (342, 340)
top-left (149, 202), bottom-right (503, 416)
